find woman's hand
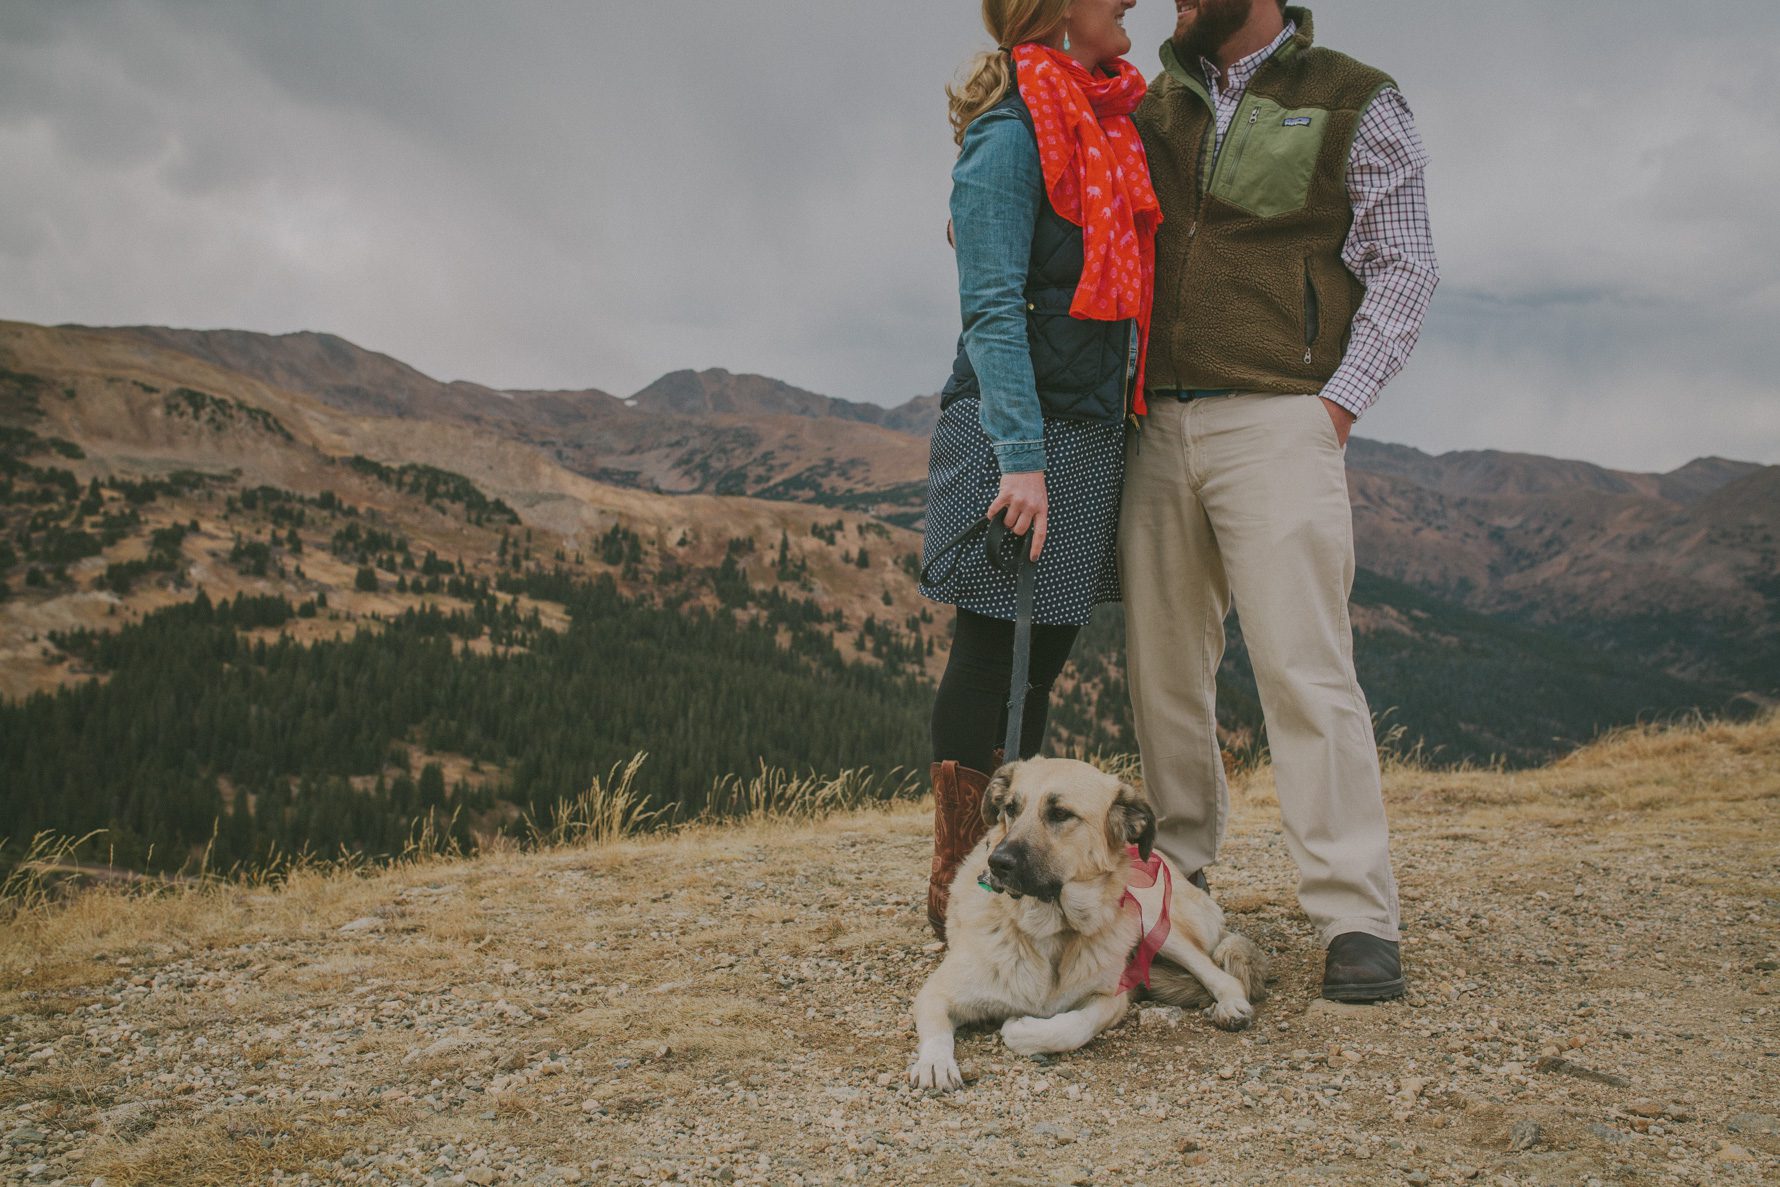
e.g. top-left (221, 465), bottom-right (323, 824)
top-left (987, 470), bottom-right (1048, 560)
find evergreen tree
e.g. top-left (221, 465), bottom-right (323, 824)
top-left (418, 763), bottom-right (446, 808)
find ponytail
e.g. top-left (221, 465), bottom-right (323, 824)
top-left (946, 50), bottom-right (1015, 146)
top-left (946, 0), bottom-right (1068, 146)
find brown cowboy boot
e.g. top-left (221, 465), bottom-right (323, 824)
top-left (927, 760), bottom-right (992, 940)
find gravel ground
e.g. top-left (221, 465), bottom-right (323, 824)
top-left (2, 718), bottom-right (1777, 1186)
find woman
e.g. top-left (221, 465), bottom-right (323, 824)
top-left (921, 0), bottom-right (1159, 938)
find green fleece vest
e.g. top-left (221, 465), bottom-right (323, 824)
top-left (1135, 8), bottom-right (1394, 393)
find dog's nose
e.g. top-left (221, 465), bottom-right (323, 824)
top-left (988, 845), bottom-right (1020, 882)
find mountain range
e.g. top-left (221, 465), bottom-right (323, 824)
top-left (3, 318), bottom-right (1775, 767)
top-left (85, 322), bottom-right (1780, 689)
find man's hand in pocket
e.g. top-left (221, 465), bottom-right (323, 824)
top-left (1319, 397), bottom-right (1355, 447)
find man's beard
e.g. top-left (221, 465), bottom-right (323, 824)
top-left (1176, 0), bottom-right (1254, 61)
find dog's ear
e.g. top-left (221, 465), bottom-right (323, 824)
top-left (980, 762), bottom-right (1018, 827)
top-left (1108, 781), bottom-right (1157, 862)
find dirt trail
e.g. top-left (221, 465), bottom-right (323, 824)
top-left (3, 717), bottom-right (1777, 1186)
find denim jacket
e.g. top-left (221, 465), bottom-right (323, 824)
top-left (949, 107), bottom-right (1049, 474)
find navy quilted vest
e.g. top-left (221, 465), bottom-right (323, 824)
top-left (940, 91), bottom-right (1135, 424)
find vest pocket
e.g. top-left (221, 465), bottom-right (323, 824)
top-left (1302, 257), bottom-right (1321, 366)
top-left (1025, 290), bottom-right (1127, 422)
top-left (1210, 98), bottom-right (1327, 219)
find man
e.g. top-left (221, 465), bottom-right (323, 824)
top-left (1123, 1), bottom-right (1437, 1001)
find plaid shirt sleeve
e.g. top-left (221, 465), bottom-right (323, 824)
top-left (1319, 87), bottom-right (1439, 420)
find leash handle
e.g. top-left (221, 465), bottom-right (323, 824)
top-left (918, 509), bottom-right (1032, 586)
top-left (918, 508), bottom-right (1039, 767)
top-left (917, 516), bottom-right (986, 588)
top-left (1002, 529), bottom-right (1036, 765)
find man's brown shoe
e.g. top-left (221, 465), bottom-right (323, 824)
top-left (927, 761), bottom-right (992, 940)
top-left (1321, 932), bottom-right (1406, 1002)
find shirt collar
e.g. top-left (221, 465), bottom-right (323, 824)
top-left (1200, 20), bottom-right (1296, 90)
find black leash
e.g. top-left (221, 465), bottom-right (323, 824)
top-left (919, 510), bottom-right (1038, 765)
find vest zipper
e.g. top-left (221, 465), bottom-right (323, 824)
top-left (1217, 104), bottom-right (1264, 193)
top-left (1172, 95), bottom-right (1219, 385)
top-left (1302, 257), bottom-right (1320, 367)
top-left (1182, 102), bottom-right (1261, 371)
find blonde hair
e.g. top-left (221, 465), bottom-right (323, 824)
top-left (946, 0), bottom-right (1070, 145)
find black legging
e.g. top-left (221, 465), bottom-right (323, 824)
top-left (931, 607), bottom-right (1081, 774)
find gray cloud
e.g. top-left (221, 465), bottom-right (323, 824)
top-left (1, 0), bottom-right (1775, 471)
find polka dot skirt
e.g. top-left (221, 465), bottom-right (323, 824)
top-left (919, 397), bottom-right (1125, 626)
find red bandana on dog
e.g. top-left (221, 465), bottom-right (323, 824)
top-left (1116, 844), bottom-right (1172, 993)
top-left (1011, 43), bottom-right (1162, 413)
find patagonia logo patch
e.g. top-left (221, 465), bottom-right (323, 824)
top-left (1282, 116), bottom-right (1313, 127)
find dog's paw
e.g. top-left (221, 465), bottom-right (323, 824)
top-left (1000, 1014), bottom-right (1060, 1057)
top-left (907, 1053), bottom-right (964, 1092)
top-left (1204, 997), bottom-right (1255, 1032)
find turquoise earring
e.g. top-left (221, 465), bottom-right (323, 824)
top-left (1063, 30), bottom-right (1071, 51)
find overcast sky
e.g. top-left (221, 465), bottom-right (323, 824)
top-left (2, 1), bottom-right (1776, 472)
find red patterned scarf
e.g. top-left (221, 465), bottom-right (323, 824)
top-left (1011, 43), bottom-right (1162, 414)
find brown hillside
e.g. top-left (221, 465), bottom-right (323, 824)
top-left (0, 321), bottom-right (948, 702)
top-left (98, 325), bottom-right (509, 423)
top-left (629, 369), bottom-right (886, 423)
top-left (7, 317), bottom-right (1777, 693)
top-left (96, 329), bottom-right (936, 503)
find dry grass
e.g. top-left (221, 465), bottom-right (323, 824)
top-left (6, 713), bottom-right (1774, 980)
top-left (522, 752), bottom-right (662, 846)
top-left (1379, 708), bottom-right (1780, 829)
top-left (0, 831), bottom-right (105, 914)
top-left (1, 750), bottom-right (928, 952)
top-left (699, 761), bottom-right (924, 824)
top-left (78, 1104), bottom-right (362, 1187)
top-left (555, 994), bottom-right (785, 1064)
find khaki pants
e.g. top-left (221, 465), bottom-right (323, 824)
top-left (1119, 392), bottom-right (1399, 945)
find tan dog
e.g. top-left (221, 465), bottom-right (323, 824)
top-left (909, 757), bottom-right (1267, 1091)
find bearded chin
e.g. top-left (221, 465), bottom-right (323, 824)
top-left (1179, 0), bottom-right (1253, 60)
